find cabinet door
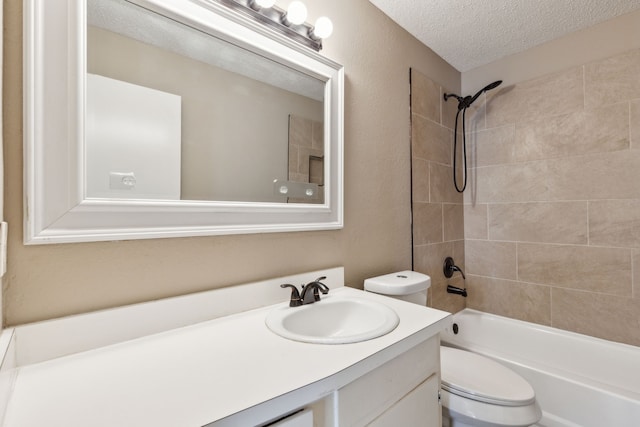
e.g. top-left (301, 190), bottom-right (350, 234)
top-left (367, 374), bottom-right (440, 427)
top-left (337, 337), bottom-right (439, 426)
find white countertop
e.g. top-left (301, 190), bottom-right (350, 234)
top-left (1, 286), bottom-right (450, 427)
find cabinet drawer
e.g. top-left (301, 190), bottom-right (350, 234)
top-left (337, 336), bottom-right (439, 426)
top-left (266, 409), bottom-right (313, 427)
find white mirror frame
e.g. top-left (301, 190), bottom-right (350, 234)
top-left (23, 0), bottom-right (344, 244)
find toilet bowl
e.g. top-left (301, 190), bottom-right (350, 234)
top-left (364, 271), bottom-right (542, 427)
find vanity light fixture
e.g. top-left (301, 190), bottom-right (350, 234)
top-left (250, 0), bottom-right (276, 9)
top-left (217, 0), bottom-right (333, 51)
top-left (282, 1), bottom-right (307, 26)
top-left (310, 16), bottom-right (333, 40)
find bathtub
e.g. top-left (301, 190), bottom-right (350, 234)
top-left (440, 309), bottom-right (640, 427)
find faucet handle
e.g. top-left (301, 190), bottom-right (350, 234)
top-left (301, 277), bottom-right (330, 304)
top-left (310, 276), bottom-right (329, 294)
top-left (280, 284), bottom-right (303, 307)
top-left (443, 257), bottom-right (466, 280)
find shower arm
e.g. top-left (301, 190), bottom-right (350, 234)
top-left (443, 80), bottom-right (502, 110)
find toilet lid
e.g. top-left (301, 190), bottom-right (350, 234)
top-left (440, 346), bottom-right (536, 406)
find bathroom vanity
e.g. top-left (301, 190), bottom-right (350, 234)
top-left (0, 268), bottom-right (450, 426)
top-left (17, 0), bottom-right (450, 423)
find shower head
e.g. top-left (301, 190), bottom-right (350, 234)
top-left (444, 80), bottom-right (503, 110)
top-left (482, 80), bottom-right (503, 92)
top-left (467, 80), bottom-right (502, 107)
top-left (443, 78), bottom-right (503, 194)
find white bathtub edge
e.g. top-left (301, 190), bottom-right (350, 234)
top-left (0, 329), bottom-right (17, 427)
top-left (441, 309), bottom-right (640, 427)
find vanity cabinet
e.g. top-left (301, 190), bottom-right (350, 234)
top-left (368, 375), bottom-right (439, 427)
top-left (265, 409), bottom-right (314, 427)
top-left (335, 336), bottom-right (440, 426)
top-left (258, 336), bottom-right (441, 427)
top-left (0, 274), bottom-right (450, 427)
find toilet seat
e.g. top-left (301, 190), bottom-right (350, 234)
top-left (440, 389), bottom-right (541, 427)
top-left (441, 346), bottom-right (536, 406)
top-left (440, 347), bottom-right (542, 426)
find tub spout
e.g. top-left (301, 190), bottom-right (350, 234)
top-left (447, 285), bottom-right (467, 297)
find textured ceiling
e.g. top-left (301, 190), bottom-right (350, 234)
top-left (369, 0), bottom-right (640, 72)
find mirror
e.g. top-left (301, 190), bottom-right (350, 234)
top-left (24, 0), bottom-right (344, 244)
top-left (87, 0), bottom-right (325, 203)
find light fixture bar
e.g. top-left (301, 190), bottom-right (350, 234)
top-left (214, 0), bottom-right (323, 51)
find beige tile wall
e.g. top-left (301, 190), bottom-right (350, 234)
top-left (464, 48), bottom-right (640, 346)
top-left (411, 69), bottom-right (466, 313)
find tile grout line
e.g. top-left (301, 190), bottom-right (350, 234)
top-left (486, 204), bottom-right (490, 242)
top-left (472, 147), bottom-right (634, 170)
top-left (441, 203), bottom-right (445, 243)
top-left (631, 250), bottom-right (635, 299)
top-left (483, 92), bottom-right (487, 129)
top-left (582, 65), bottom-right (586, 110)
top-left (439, 86), bottom-right (443, 126)
top-left (428, 161), bottom-right (432, 203)
top-left (467, 272), bottom-right (629, 297)
top-left (550, 283), bottom-right (553, 327)
top-left (463, 237), bottom-right (633, 252)
top-left (586, 200), bottom-right (590, 247)
top-left (515, 241), bottom-right (519, 282)
top-left (629, 101), bottom-right (632, 150)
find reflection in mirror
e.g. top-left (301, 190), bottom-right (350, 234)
top-left (287, 114), bottom-right (324, 204)
top-left (87, 0), bottom-right (325, 203)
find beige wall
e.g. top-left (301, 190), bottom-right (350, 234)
top-left (463, 9), bottom-right (640, 92)
top-left (410, 69), bottom-right (465, 314)
top-left (2, 0), bottom-right (459, 325)
top-left (463, 48), bottom-right (640, 346)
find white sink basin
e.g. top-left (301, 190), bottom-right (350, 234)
top-left (265, 296), bottom-right (400, 344)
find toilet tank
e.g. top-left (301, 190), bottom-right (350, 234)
top-left (364, 271), bottom-right (431, 306)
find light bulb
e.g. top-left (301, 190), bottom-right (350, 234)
top-left (286, 1), bottom-right (307, 25)
top-left (254, 0), bottom-right (276, 8)
top-left (312, 16), bottom-right (333, 39)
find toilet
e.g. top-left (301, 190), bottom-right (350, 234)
top-left (364, 271), bottom-right (542, 427)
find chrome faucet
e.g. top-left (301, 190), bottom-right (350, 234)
top-left (281, 276), bottom-right (329, 307)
